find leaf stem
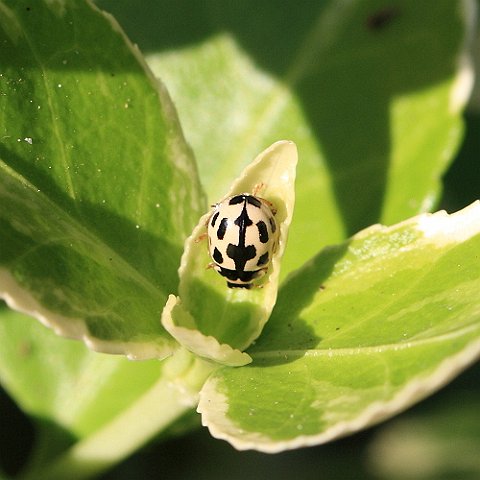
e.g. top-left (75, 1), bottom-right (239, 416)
top-left (20, 350), bottom-right (216, 480)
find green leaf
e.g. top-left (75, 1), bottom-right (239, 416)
top-left (161, 141), bottom-right (297, 365)
top-left (0, 308), bottom-right (208, 479)
top-left (198, 202), bottom-right (480, 452)
top-left (0, 0), bottom-right (205, 358)
top-left (161, 296), bottom-right (252, 367)
top-left (0, 308), bottom-right (158, 440)
top-left (107, 0), bottom-right (475, 274)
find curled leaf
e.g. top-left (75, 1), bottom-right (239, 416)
top-left (161, 295), bottom-right (252, 366)
top-left (161, 141), bottom-right (297, 363)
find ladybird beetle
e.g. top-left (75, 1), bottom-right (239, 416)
top-left (207, 194), bottom-right (278, 288)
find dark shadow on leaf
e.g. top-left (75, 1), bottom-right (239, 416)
top-left (0, 1), bottom-right (201, 297)
top-left (1, 1), bottom-right (462, 250)
top-left (97, 0), bottom-right (463, 234)
top-left (247, 242), bottom-right (350, 366)
top-left (14, 415), bottom-right (115, 480)
top-left (0, 146), bottom-right (182, 344)
top-left (441, 112), bottom-right (480, 212)
top-left (0, 389), bottom-right (78, 479)
top-left (0, 385), bottom-right (35, 476)
top-left (0, 144), bottom-right (181, 295)
top-left (179, 278), bottom-right (265, 351)
top-left (27, 418), bottom-right (78, 476)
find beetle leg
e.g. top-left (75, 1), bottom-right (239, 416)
top-left (252, 182), bottom-right (265, 196)
top-left (259, 197), bottom-right (277, 215)
top-left (195, 232), bottom-right (208, 243)
top-left (252, 183), bottom-right (277, 215)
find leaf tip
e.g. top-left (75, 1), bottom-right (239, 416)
top-left (415, 200), bottom-right (480, 245)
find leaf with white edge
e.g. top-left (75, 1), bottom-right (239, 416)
top-left (198, 202), bottom-right (480, 452)
top-left (0, 0), bottom-right (205, 358)
top-left (161, 141), bottom-right (297, 363)
top-left (161, 295), bottom-right (252, 367)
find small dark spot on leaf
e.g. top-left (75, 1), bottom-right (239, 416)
top-left (366, 7), bottom-right (400, 31)
top-left (18, 341), bottom-right (32, 357)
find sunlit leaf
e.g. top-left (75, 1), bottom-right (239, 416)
top-left (0, 0), bottom-right (205, 357)
top-left (198, 202), bottom-right (480, 452)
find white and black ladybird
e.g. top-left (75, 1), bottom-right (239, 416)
top-left (207, 194), bottom-right (278, 289)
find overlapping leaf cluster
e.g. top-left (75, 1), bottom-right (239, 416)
top-left (0, 1), bottom-right (478, 479)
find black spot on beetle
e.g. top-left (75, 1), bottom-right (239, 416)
top-left (257, 221), bottom-right (269, 243)
top-left (226, 268), bottom-right (251, 281)
top-left (218, 267), bottom-right (257, 288)
top-left (219, 267), bottom-right (259, 286)
top-left (366, 7), bottom-right (400, 31)
top-left (227, 282), bottom-right (251, 289)
top-left (211, 211), bottom-right (219, 227)
top-left (269, 217), bottom-right (276, 233)
top-left (217, 217), bottom-right (228, 240)
top-left (257, 252), bottom-right (269, 266)
top-left (234, 207), bottom-right (253, 230)
top-left (228, 194), bottom-right (262, 208)
top-left (213, 247), bottom-right (224, 264)
top-left (229, 195), bottom-right (245, 205)
top-left (246, 195), bottom-right (262, 208)
top-left (226, 243), bottom-right (256, 271)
